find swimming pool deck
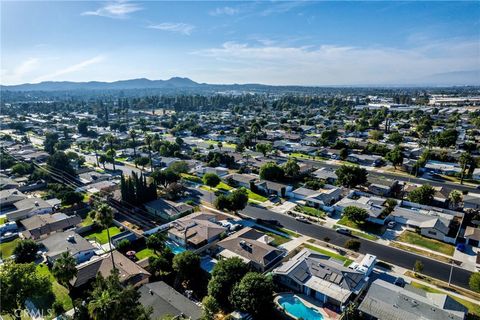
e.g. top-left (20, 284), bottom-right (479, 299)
top-left (275, 293), bottom-right (340, 320)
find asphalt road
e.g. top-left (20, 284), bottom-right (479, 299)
top-left (241, 205), bottom-right (474, 290)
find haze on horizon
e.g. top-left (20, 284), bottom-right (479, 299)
top-left (1, 1), bottom-right (479, 86)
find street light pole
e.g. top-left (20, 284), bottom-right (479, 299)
top-left (448, 261), bottom-right (454, 286)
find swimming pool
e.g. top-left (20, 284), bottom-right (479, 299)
top-left (165, 240), bottom-right (186, 255)
top-left (277, 295), bottom-right (323, 320)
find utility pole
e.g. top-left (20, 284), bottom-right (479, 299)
top-left (448, 261), bottom-right (454, 286)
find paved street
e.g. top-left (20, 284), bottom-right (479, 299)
top-left (241, 205), bottom-right (474, 289)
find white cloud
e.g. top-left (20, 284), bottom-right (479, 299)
top-left (34, 55), bottom-right (105, 83)
top-left (82, 1), bottom-right (142, 19)
top-left (148, 23), bottom-right (195, 36)
top-left (1, 57), bottom-right (39, 84)
top-left (209, 6), bottom-right (239, 16)
top-left (192, 40), bottom-right (479, 85)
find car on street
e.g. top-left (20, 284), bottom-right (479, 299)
top-left (295, 216), bottom-right (309, 223)
top-left (336, 228), bottom-right (352, 235)
top-left (394, 277), bottom-right (406, 287)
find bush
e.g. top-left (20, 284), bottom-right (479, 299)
top-left (344, 239), bottom-right (361, 251)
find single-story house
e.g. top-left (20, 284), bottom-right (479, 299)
top-left (20, 213), bottom-right (82, 240)
top-left (138, 281), bottom-right (202, 320)
top-left (5, 197), bottom-right (53, 221)
top-left (358, 279), bottom-right (467, 320)
top-left (223, 173), bottom-right (258, 189)
top-left (39, 230), bottom-right (96, 264)
top-left (367, 177), bottom-right (399, 197)
top-left (292, 185), bottom-right (343, 208)
top-left (0, 189), bottom-right (27, 206)
top-left (312, 167), bottom-right (338, 184)
top-left (334, 191), bottom-right (391, 225)
top-left (424, 160), bottom-right (462, 175)
top-left (465, 226), bottom-right (480, 247)
top-left (464, 193), bottom-right (480, 210)
top-left (144, 199), bottom-right (193, 221)
top-left (347, 153), bottom-right (383, 167)
top-left (71, 251), bottom-right (150, 288)
top-left (255, 180), bottom-right (292, 197)
top-left (216, 227), bottom-right (284, 272)
top-left (273, 248), bottom-right (368, 308)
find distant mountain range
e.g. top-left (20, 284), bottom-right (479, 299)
top-left (0, 77), bottom-right (204, 91)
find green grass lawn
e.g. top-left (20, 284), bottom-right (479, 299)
top-left (85, 226), bottom-right (121, 244)
top-left (337, 216), bottom-right (386, 236)
top-left (333, 225), bottom-right (378, 241)
top-left (245, 189), bottom-right (267, 202)
top-left (135, 248), bottom-right (158, 260)
top-left (390, 242), bottom-right (452, 264)
top-left (81, 215), bottom-right (94, 227)
top-left (410, 282), bottom-right (480, 319)
top-left (304, 244), bottom-right (353, 266)
top-left (35, 264), bottom-right (73, 313)
top-left (0, 238), bottom-right (20, 259)
top-left (181, 173), bottom-right (203, 184)
top-left (296, 205), bottom-right (326, 218)
top-left (0, 216), bottom-right (7, 224)
top-left (217, 182), bottom-right (233, 191)
top-left (204, 139), bottom-right (237, 149)
top-left (396, 231), bottom-right (455, 256)
top-left (252, 227), bottom-right (291, 246)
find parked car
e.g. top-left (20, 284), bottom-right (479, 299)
top-left (336, 228), bottom-right (352, 235)
top-left (387, 221), bottom-right (396, 229)
top-left (295, 216), bottom-right (309, 223)
top-left (394, 277), bottom-right (406, 287)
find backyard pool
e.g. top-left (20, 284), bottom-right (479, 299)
top-left (277, 294), bottom-right (324, 320)
top-left (165, 240), bottom-right (186, 255)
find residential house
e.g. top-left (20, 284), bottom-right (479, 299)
top-left (358, 279), bottom-right (467, 320)
top-left (20, 213), bottom-right (82, 240)
top-left (0, 189), bottom-right (27, 206)
top-left (144, 198), bottom-right (194, 221)
top-left (167, 212), bottom-right (227, 251)
top-left (216, 227), bottom-right (284, 272)
top-left (78, 170), bottom-right (111, 185)
top-left (194, 166), bottom-right (229, 177)
top-left (292, 185), bottom-right (343, 209)
top-left (71, 251), bottom-right (150, 288)
top-left (334, 191), bottom-right (392, 225)
top-left (5, 197), bottom-right (53, 221)
top-left (312, 167), bottom-right (338, 184)
top-left (347, 153), bottom-right (383, 167)
top-left (390, 201), bottom-right (463, 244)
top-left (39, 230), bottom-right (96, 264)
top-left (424, 160), bottom-right (462, 175)
top-left (464, 193), bottom-right (480, 210)
top-left (255, 180), bottom-right (292, 197)
top-left (367, 177), bottom-right (399, 197)
top-left (223, 173), bottom-right (258, 189)
top-left (273, 248), bottom-right (368, 308)
top-left (138, 281), bottom-right (202, 320)
top-left (465, 226), bottom-right (480, 247)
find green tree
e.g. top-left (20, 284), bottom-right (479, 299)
top-left (106, 148), bottom-right (117, 171)
top-left (230, 272), bottom-right (275, 319)
top-left (283, 158), bottom-right (300, 178)
top-left (52, 251), bottom-right (78, 287)
top-left (229, 188), bottom-right (249, 212)
top-left (469, 272), bottom-right (480, 293)
top-left (256, 143), bottom-right (272, 157)
top-left (169, 161), bottom-right (189, 174)
top-left (385, 147), bottom-right (404, 169)
top-left (134, 156), bottom-right (150, 170)
top-left (335, 165), bottom-right (368, 188)
top-left (459, 152), bottom-right (474, 184)
top-left (343, 206), bottom-right (369, 222)
top-left (449, 190), bottom-right (463, 208)
top-left (388, 131), bottom-right (404, 145)
top-left (203, 173), bottom-right (221, 189)
top-left (47, 151), bottom-right (76, 176)
top-left (208, 257), bottom-right (249, 311)
top-left (44, 132), bottom-right (59, 154)
top-left (92, 204), bottom-right (116, 269)
top-left (407, 185), bottom-right (435, 205)
top-left (369, 130), bottom-right (383, 141)
top-left (145, 134), bottom-right (154, 172)
top-left (13, 239), bottom-right (39, 263)
top-left (146, 233), bottom-right (165, 255)
top-left (129, 129), bottom-right (137, 159)
top-left (172, 251), bottom-right (201, 291)
top-left (0, 261), bottom-right (52, 319)
top-left (414, 260), bottom-right (424, 274)
top-left (344, 239), bottom-right (361, 251)
top-left (202, 295), bottom-right (220, 320)
top-left (259, 162), bottom-right (284, 181)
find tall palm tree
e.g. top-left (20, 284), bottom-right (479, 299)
top-left (93, 204), bottom-right (116, 269)
top-left (106, 148), bottom-right (117, 171)
top-left (459, 152), bottom-right (474, 185)
top-left (145, 134), bottom-right (154, 172)
top-left (52, 251), bottom-right (77, 287)
top-left (90, 140), bottom-right (100, 167)
top-left (129, 129), bottom-right (137, 159)
top-left (88, 289), bottom-right (119, 320)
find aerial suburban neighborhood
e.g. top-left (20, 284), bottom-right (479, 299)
top-left (1, 1), bottom-right (480, 320)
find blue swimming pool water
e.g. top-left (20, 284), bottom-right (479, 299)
top-left (278, 295), bottom-right (323, 320)
top-left (200, 256), bottom-right (217, 273)
top-left (165, 240), bottom-right (186, 255)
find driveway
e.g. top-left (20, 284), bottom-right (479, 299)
top-left (271, 200), bottom-right (297, 214)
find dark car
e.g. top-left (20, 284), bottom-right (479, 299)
top-left (336, 228), bottom-right (352, 235)
top-left (394, 277), bottom-right (406, 287)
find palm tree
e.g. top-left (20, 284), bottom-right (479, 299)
top-left (99, 154), bottom-right (107, 170)
top-left (88, 288), bottom-right (119, 320)
top-left (145, 134), bottom-right (154, 172)
top-left (129, 129), bottom-right (137, 160)
top-left (93, 204), bottom-right (116, 269)
top-left (251, 121), bottom-right (261, 143)
top-left (90, 140), bottom-right (100, 167)
top-left (52, 251), bottom-right (77, 287)
top-left (106, 148), bottom-right (116, 171)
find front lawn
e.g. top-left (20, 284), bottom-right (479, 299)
top-left (337, 216), bottom-right (386, 236)
top-left (252, 227), bottom-right (291, 246)
top-left (396, 230), bottom-right (454, 256)
top-left (181, 173), bottom-right (203, 184)
top-left (304, 244), bottom-right (353, 266)
top-left (81, 215), bottom-right (94, 227)
top-left (217, 182), bottom-right (233, 191)
top-left (0, 216), bottom-right (7, 224)
top-left (34, 264), bottom-right (73, 313)
top-left (245, 189), bottom-right (267, 202)
top-left (85, 226), bottom-right (121, 244)
top-left (0, 238), bottom-right (20, 259)
top-left (296, 205), bottom-right (326, 218)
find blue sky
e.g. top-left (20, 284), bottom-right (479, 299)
top-left (1, 1), bottom-right (479, 85)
